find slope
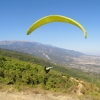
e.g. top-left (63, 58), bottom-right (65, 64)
top-left (0, 48), bottom-right (100, 99)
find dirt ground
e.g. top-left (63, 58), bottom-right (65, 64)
top-left (0, 91), bottom-right (78, 100)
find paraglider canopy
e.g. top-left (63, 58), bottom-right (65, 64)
top-left (27, 15), bottom-right (87, 38)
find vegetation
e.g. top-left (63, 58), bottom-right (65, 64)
top-left (0, 51), bottom-right (76, 92)
top-left (0, 48), bottom-right (100, 99)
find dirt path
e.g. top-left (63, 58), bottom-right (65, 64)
top-left (77, 83), bottom-right (83, 96)
top-left (0, 91), bottom-right (78, 100)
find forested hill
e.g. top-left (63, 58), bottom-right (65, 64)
top-left (0, 48), bottom-right (100, 84)
top-left (0, 48), bottom-right (100, 99)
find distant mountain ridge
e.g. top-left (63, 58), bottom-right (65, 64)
top-left (0, 40), bottom-right (84, 61)
top-left (0, 40), bottom-right (100, 73)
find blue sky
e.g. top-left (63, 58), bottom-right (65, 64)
top-left (0, 0), bottom-right (100, 55)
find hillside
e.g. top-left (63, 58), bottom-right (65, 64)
top-left (0, 48), bottom-right (100, 85)
top-left (0, 48), bottom-right (100, 99)
top-left (0, 40), bottom-right (100, 74)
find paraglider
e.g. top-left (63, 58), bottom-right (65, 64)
top-left (44, 66), bottom-right (53, 73)
top-left (43, 66), bottom-right (53, 85)
top-left (26, 15), bottom-right (87, 85)
top-left (27, 15), bottom-right (87, 38)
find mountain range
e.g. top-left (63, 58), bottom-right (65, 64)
top-left (0, 40), bottom-right (100, 73)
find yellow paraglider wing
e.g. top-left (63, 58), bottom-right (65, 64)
top-left (27, 15), bottom-right (87, 38)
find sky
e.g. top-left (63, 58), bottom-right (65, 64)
top-left (0, 0), bottom-right (100, 55)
